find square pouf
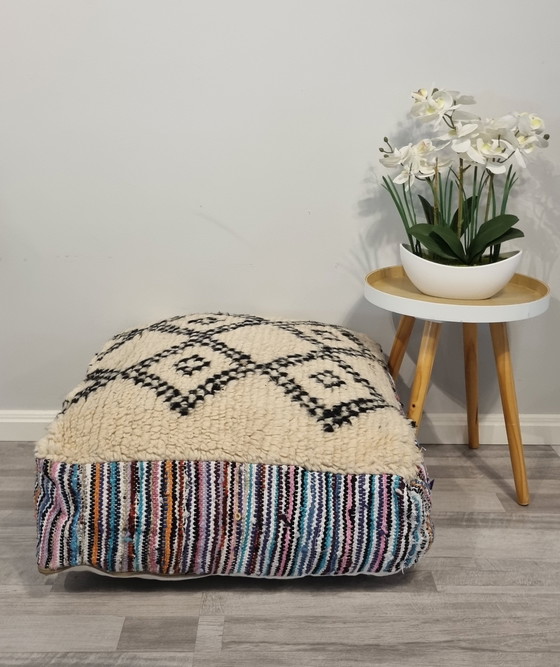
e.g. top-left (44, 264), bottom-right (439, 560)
top-left (35, 314), bottom-right (433, 578)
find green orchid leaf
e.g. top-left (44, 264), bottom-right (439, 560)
top-left (489, 227), bottom-right (525, 246)
top-left (467, 214), bottom-right (520, 264)
top-left (409, 223), bottom-right (467, 264)
top-left (407, 224), bottom-right (456, 261)
top-left (428, 225), bottom-right (468, 263)
top-left (476, 213), bottom-right (520, 238)
top-left (412, 237), bottom-right (459, 262)
top-left (417, 194), bottom-right (434, 225)
top-left (450, 196), bottom-right (476, 237)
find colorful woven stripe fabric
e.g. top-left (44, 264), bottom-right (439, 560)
top-left (35, 458), bottom-right (433, 577)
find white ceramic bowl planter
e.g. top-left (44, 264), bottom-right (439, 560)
top-left (400, 244), bottom-right (522, 300)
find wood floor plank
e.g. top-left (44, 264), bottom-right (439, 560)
top-left (200, 588), bottom-right (560, 618)
top-left (0, 510), bottom-right (36, 528)
top-left (194, 616), bottom-right (224, 653)
top-left (0, 551), bottom-right (56, 586)
top-left (0, 493), bottom-right (33, 510)
top-left (0, 652), bottom-right (193, 666)
top-left (431, 567), bottom-right (560, 593)
top-left (432, 476), bottom-right (559, 493)
top-left (47, 572), bottom-right (204, 617)
top-left (0, 615), bottom-right (124, 652)
top-left (430, 489), bottom-right (505, 513)
top-left (418, 555), bottom-right (560, 574)
top-left (0, 587), bottom-right (203, 617)
top-left (193, 649), bottom-right (558, 667)
top-left (431, 511), bottom-right (560, 529)
top-left (117, 617), bottom-right (198, 652)
top-left (428, 526), bottom-right (560, 560)
top-left (423, 444), bottom-right (560, 485)
top-left (497, 492), bottom-right (560, 514)
top-left (219, 614), bottom-right (560, 653)
top-left (200, 577), bottom-right (438, 617)
top-left (423, 444), bottom-right (558, 458)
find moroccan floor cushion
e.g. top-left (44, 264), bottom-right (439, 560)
top-left (35, 313), bottom-right (433, 578)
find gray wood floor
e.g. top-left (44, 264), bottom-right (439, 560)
top-left (1, 441), bottom-right (559, 666)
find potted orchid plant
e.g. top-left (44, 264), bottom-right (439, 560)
top-left (379, 87), bottom-right (550, 298)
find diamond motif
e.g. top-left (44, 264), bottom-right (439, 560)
top-left (65, 314), bottom-right (394, 432)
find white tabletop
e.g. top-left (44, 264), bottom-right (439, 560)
top-left (364, 266), bottom-right (550, 323)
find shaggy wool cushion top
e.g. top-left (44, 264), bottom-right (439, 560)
top-left (35, 313), bottom-right (433, 578)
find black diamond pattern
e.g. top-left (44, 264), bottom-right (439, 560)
top-left (310, 370), bottom-right (346, 389)
top-left (65, 314), bottom-right (395, 432)
top-left (175, 355), bottom-right (211, 376)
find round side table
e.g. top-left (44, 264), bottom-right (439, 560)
top-left (364, 265), bottom-right (550, 506)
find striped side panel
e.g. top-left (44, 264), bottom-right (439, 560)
top-left (35, 459), bottom-right (81, 570)
top-left (36, 459), bottom-right (433, 576)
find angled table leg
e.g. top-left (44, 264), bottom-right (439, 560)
top-left (463, 323), bottom-right (480, 449)
top-left (408, 321), bottom-right (442, 429)
top-left (490, 322), bottom-right (530, 506)
top-left (388, 315), bottom-right (415, 380)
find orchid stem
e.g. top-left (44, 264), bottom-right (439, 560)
top-left (457, 158), bottom-right (464, 238)
top-left (484, 173), bottom-right (495, 223)
top-left (432, 162), bottom-right (440, 225)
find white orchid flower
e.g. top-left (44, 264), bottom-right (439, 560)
top-left (493, 114), bottom-right (518, 132)
top-left (442, 90), bottom-right (477, 108)
top-left (511, 133), bottom-right (546, 166)
top-left (476, 136), bottom-right (511, 158)
top-left (457, 142), bottom-right (487, 166)
top-left (387, 139), bottom-right (450, 188)
top-left (417, 153), bottom-right (453, 178)
top-left (379, 143), bottom-right (412, 169)
top-left (438, 122), bottom-right (479, 152)
top-left (410, 138), bottom-right (436, 156)
top-left (405, 139), bottom-right (438, 172)
top-left (411, 88), bottom-right (430, 101)
top-left (438, 124), bottom-right (486, 166)
top-left (393, 167), bottom-right (415, 188)
top-left (486, 162), bottom-right (508, 174)
top-left (452, 109), bottom-right (481, 122)
top-left (516, 112), bottom-right (545, 136)
top-left (475, 136), bottom-right (514, 174)
top-left (410, 88), bottom-right (455, 125)
top-left (516, 134), bottom-right (539, 152)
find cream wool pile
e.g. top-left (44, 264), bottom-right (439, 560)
top-left (35, 313), bottom-right (433, 578)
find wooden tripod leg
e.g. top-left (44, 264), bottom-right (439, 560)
top-left (388, 316), bottom-right (415, 380)
top-left (490, 322), bottom-right (530, 506)
top-left (463, 323), bottom-right (480, 449)
top-left (408, 321), bottom-right (442, 429)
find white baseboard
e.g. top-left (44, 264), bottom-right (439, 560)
top-left (0, 410), bottom-right (559, 445)
top-left (419, 413), bottom-right (560, 445)
top-left (0, 411), bottom-right (58, 442)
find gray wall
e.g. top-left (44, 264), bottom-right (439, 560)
top-left (1, 1), bottom-right (559, 435)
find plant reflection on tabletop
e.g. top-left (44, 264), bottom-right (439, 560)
top-left (379, 86), bottom-right (550, 267)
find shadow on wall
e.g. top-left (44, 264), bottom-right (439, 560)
top-left (343, 119), bottom-right (422, 283)
top-left (513, 157), bottom-right (560, 283)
